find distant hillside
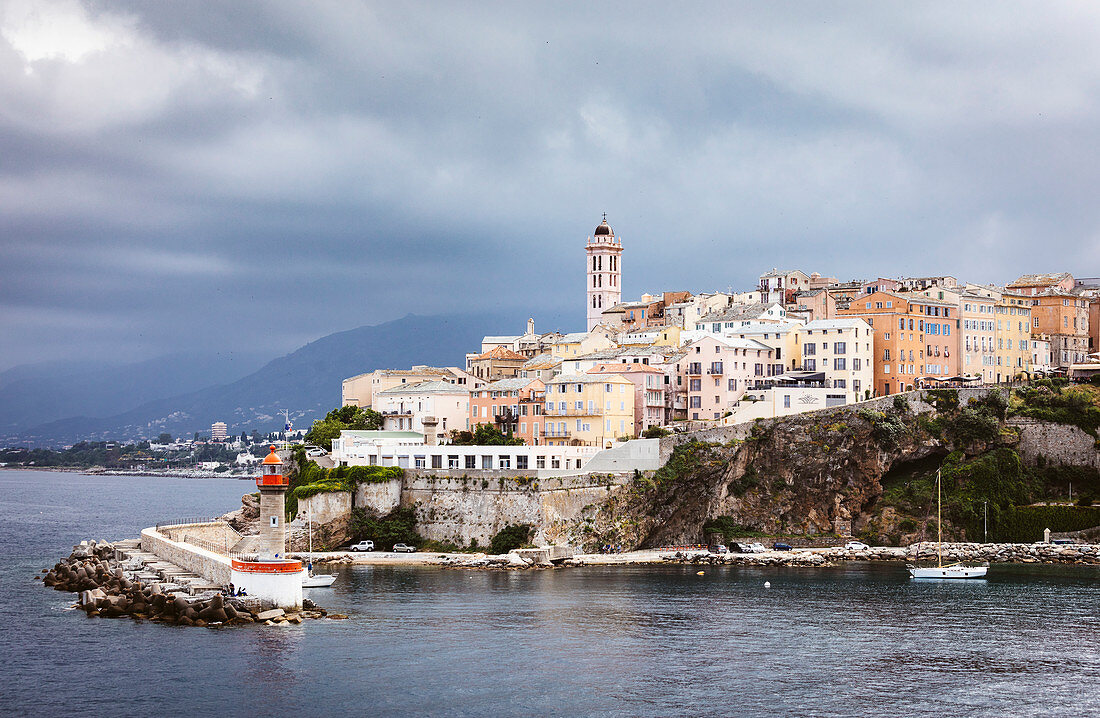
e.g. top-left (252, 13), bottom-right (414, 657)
top-left (7, 312), bottom-right (528, 447)
top-left (0, 352), bottom-right (266, 435)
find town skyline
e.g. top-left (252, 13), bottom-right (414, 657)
top-left (5, 2), bottom-right (1100, 372)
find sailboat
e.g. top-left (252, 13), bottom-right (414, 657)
top-left (908, 469), bottom-right (988, 579)
top-left (302, 508), bottom-right (337, 588)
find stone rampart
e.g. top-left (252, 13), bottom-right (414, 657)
top-left (140, 526), bottom-right (232, 585)
top-left (298, 490), bottom-right (353, 524)
top-left (1010, 417), bottom-right (1099, 469)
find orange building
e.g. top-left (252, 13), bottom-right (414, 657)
top-left (468, 377), bottom-right (546, 445)
top-left (839, 291), bottom-right (959, 396)
top-left (1026, 291), bottom-right (1090, 366)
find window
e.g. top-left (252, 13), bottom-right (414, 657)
top-left (783, 395), bottom-right (791, 408)
top-left (690, 378), bottom-right (701, 391)
top-left (834, 342), bottom-right (846, 354)
top-left (516, 455), bottom-right (528, 470)
top-left (465, 455), bottom-right (476, 469)
top-left (431, 455), bottom-right (443, 469)
top-left (804, 359), bottom-right (816, 371)
top-left (536, 455), bottom-right (545, 468)
top-left (605, 383), bottom-right (612, 392)
top-left (835, 358), bottom-right (846, 370)
top-left (498, 456), bottom-right (511, 469)
top-left (803, 343), bottom-right (816, 356)
top-left (689, 396), bottom-right (701, 408)
top-left (482, 455), bottom-right (493, 469)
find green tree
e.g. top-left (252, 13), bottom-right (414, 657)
top-left (304, 405), bottom-right (385, 450)
top-left (157, 433), bottom-right (173, 444)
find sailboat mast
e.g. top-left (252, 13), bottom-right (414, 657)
top-left (937, 469), bottom-right (943, 568)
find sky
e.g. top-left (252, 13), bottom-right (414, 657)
top-left (2, 1), bottom-right (1100, 372)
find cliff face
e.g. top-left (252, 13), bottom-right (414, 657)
top-left (575, 390), bottom-right (1014, 550)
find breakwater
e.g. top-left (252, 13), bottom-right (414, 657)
top-left (656, 541), bottom-right (1100, 566)
top-left (41, 539), bottom-right (335, 626)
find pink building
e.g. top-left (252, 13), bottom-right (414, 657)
top-left (679, 335), bottom-right (777, 422)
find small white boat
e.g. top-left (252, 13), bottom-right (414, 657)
top-left (302, 572), bottom-right (337, 588)
top-left (909, 469), bottom-right (987, 580)
top-left (908, 564), bottom-right (987, 579)
top-left (300, 508), bottom-right (337, 588)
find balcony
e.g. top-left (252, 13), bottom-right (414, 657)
top-left (707, 364), bottom-right (724, 375)
top-left (542, 429), bottom-right (572, 438)
top-left (686, 363), bottom-right (703, 375)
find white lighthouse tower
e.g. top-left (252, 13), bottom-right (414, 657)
top-left (586, 214), bottom-right (623, 331)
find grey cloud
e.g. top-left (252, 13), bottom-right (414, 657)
top-left (2, 1), bottom-right (1098, 370)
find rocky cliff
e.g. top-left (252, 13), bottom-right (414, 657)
top-left (573, 388), bottom-right (1100, 550)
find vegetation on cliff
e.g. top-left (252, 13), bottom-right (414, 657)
top-left (304, 405), bottom-right (383, 450)
top-left (1008, 381), bottom-right (1100, 437)
top-left (287, 447), bottom-right (402, 515)
top-left (488, 523), bottom-right (533, 554)
top-left (349, 506), bottom-right (421, 550)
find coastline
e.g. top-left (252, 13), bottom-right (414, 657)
top-left (0, 465), bottom-right (253, 480)
top-left (294, 540), bottom-right (1100, 569)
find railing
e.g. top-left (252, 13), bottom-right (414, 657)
top-left (155, 517), bottom-right (221, 531)
top-left (542, 430), bottom-right (572, 438)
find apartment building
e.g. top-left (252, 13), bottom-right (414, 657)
top-left (1028, 291), bottom-right (1090, 366)
top-left (342, 366), bottom-right (479, 408)
top-left (795, 318), bottom-right (875, 402)
top-left (587, 363), bottom-right (666, 436)
top-left (468, 377), bottom-right (546, 445)
top-left (839, 291), bottom-right (959, 396)
top-left (543, 374), bottom-right (635, 447)
top-left (374, 380), bottom-right (471, 434)
top-left (688, 322), bottom-right (797, 372)
top-left (680, 335), bottom-right (776, 421)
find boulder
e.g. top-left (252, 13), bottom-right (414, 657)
top-left (256, 609), bottom-right (285, 621)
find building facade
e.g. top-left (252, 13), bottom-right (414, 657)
top-left (543, 374), bottom-right (635, 447)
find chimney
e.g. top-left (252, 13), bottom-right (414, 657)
top-left (422, 416), bottom-right (439, 446)
top-left (527, 317), bottom-right (535, 335)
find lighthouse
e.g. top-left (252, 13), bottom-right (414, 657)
top-left (257, 445), bottom-right (289, 557)
top-left (229, 445), bottom-right (303, 609)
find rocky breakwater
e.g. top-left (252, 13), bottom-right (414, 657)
top-left (656, 550), bottom-right (828, 567)
top-left (41, 540), bottom-right (334, 626)
top-left (806, 541), bottom-right (1100, 565)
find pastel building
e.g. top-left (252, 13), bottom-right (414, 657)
top-left (587, 363), bottom-right (666, 436)
top-left (680, 335), bottom-right (776, 421)
top-left (375, 380), bottom-right (471, 435)
top-left (543, 374), bottom-right (635, 447)
top-left (342, 366), bottom-right (478, 408)
top-left (959, 291), bottom-right (998, 382)
top-left (839, 291), bottom-right (959, 396)
top-left (795, 318), bottom-right (875, 402)
top-left (468, 377), bottom-right (547, 445)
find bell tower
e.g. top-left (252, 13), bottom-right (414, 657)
top-left (585, 213), bottom-right (623, 331)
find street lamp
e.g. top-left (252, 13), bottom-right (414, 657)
top-left (983, 501), bottom-right (988, 544)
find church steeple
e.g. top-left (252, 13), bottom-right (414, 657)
top-left (585, 214), bottom-right (623, 331)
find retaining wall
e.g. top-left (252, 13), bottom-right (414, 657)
top-left (1010, 417), bottom-right (1099, 469)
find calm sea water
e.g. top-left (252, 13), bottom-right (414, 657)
top-left (2, 469), bottom-right (1099, 717)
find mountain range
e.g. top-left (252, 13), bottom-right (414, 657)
top-left (1, 312), bottom-right (530, 448)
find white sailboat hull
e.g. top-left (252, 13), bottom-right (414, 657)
top-left (302, 573), bottom-right (337, 587)
top-left (909, 565), bottom-right (987, 579)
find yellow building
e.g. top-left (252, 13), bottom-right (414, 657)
top-left (995, 292), bottom-right (1033, 381)
top-left (543, 374), bottom-right (635, 447)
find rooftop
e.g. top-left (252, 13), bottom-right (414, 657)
top-left (377, 380), bottom-right (469, 395)
top-left (1007, 272), bottom-right (1073, 288)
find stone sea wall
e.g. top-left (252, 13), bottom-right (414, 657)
top-left (140, 527), bottom-right (232, 585)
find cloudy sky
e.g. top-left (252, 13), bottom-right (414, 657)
top-left (3, 1), bottom-right (1099, 371)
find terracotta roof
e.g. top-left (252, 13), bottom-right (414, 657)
top-left (1007, 272), bottom-right (1072, 288)
top-left (474, 346), bottom-right (527, 362)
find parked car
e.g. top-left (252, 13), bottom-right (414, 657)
top-left (731, 543), bottom-right (753, 553)
top-left (844, 541), bottom-right (870, 551)
top-left (747, 542), bottom-right (767, 553)
top-left (392, 543), bottom-right (416, 553)
top-left (306, 448), bottom-right (326, 457)
top-left (772, 542), bottom-right (793, 551)
top-left (348, 540), bottom-right (374, 552)
top-left (708, 544), bottom-right (729, 554)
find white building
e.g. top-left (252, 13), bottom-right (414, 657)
top-left (374, 380), bottom-right (471, 435)
top-left (795, 318), bottom-right (875, 403)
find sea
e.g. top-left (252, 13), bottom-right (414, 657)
top-left (2, 468), bottom-right (1099, 717)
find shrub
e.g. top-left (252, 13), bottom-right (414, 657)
top-left (489, 523), bottom-right (532, 554)
top-left (349, 506), bottom-right (420, 549)
top-left (925, 389), bottom-right (960, 413)
top-left (703, 515), bottom-right (766, 541)
top-left (643, 425), bottom-right (671, 438)
top-left (893, 395), bottom-right (910, 414)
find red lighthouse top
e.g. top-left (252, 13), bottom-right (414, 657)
top-left (257, 445), bottom-right (288, 488)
